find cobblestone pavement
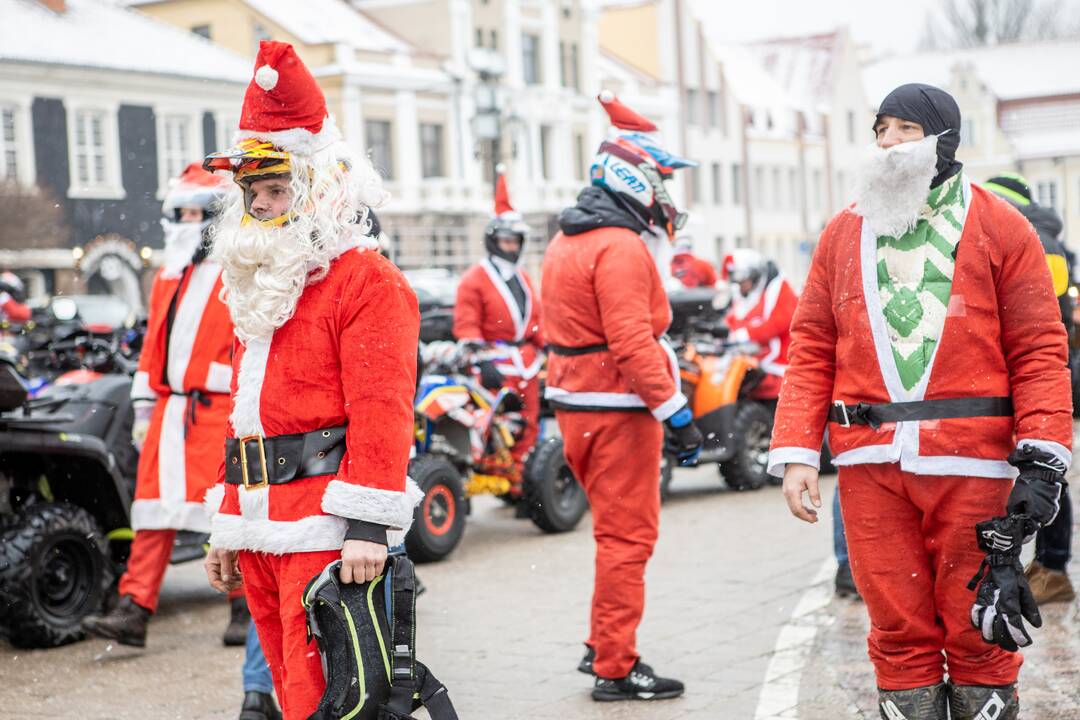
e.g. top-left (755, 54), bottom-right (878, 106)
top-left (2, 460), bottom-right (1077, 719)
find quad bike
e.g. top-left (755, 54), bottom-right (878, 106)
top-left (666, 321), bottom-right (774, 495)
top-left (408, 342), bottom-right (588, 562)
top-left (0, 332), bottom-right (203, 649)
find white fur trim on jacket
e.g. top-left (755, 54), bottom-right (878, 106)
top-left (231, 338), bottom-right (270, 437)
top-left (321, 478), bottom-right (423, 531)
top-left (211, 512), bottom-right (349, 555)
top-left (131, 499), bottom-right (210, 532)
top-left (203, 483), bottom-right (225, 522)
top-left (235, 115), bottom-right (342, 157)
top-left (767, 447), bottom-right (822, 478)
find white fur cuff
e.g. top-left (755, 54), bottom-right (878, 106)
top-left (321, 478), bottom-right (424, 531)
top-left (203, 483), bottom-right (226, 522)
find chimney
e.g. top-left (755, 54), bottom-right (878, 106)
top-left (38, 0), bottom-right (67, 13)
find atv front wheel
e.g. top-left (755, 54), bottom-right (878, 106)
top-left (719, 402), bottom-right (773, 491)
top-left (0, 502), bottom-right (110, 648)
top-left (405, 455), bottom-right (467, 563)
top-left (523, 438), bottom-right (588, 533)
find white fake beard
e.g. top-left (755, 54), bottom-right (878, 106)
top-left (852, 134), bottom-right (939, 238)
top-left (213, 220), bottom-right (333, 344)
top-left (160, 220), bottom-right (204, 279)
top-left (642, 225), bottom-right (677, 292)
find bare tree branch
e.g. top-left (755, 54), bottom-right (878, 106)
top-left (0, 183), bottom-right (71, 251)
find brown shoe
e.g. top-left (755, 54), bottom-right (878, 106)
top-left (82, 594), bottom-right (151, 647)
top-left (1024, 560), bottom-right (1076, 605)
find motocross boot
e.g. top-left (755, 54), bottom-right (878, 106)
top-left (877, 683), bottom-right (948, 719)
top-left (238, 691), bottom-right (282, 720)
top-left (82, 594), bottom-right (151, 647)
top-left (947, 683), bottom-right (1019, 720)
top-left (223, 596), bottom-right (251, 646)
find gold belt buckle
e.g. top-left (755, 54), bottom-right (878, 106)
top-left (238, 435), bottom-right (269, 490)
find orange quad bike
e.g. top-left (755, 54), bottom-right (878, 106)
top-left (665, 320), bottom-right (775, 496)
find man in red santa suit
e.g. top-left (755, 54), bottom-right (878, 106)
top-left (669, 236), bottom-right (717, 289)
top-left (773, 83), bottom-right (1071, 720)
top-left (82, 162), bottom-right (244, 648)
top-left (542, 92), bottom-right (703, 701)
top-left (720, 248), bottom-right (797, 401)
top-left (200, 42), bottom-right (420, 720)
top-left (453, 165), bottom-right (543, 488)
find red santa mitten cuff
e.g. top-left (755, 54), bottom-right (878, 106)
top-left (1016, 439), bottom-right (1071, 473)
top-left (767, 447), bottom-right (821, 478)
top-left (203, 483), bottom-right (226, 524)
top-left (321, 478), bottom-right (424, 539)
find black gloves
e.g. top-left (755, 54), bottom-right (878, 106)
top-left (476, 361), bottom-right (505, 390)
top-left (663, 405), bottom-right (703, 466)
top-left (1006, 445), bottom-right (1066, 538)
top-left (967, 515), bottom-right (1041, 652)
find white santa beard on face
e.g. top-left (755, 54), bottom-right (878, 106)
top-left (852, 134), bottom-right (940, 239)
top-left (214, 220), bottom-right (332, 343)
top-left (161, 220), bottom-right (204, 278)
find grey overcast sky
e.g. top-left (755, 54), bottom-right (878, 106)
top-left (685, 0), bottom-right (1080, 55)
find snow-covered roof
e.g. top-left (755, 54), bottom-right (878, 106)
top-left (746, 32), bottom-right (838, 115)
top-left (711, 44), bottom-right (801, 135)
top-left (1009, 130), bottom-right (1080, 161)
top-left (1, 0), bottom-right (250, 82)
top-left (862, 40), bottom-right (1080, 105)
top-left (240, 0), bottom-right (412, 53)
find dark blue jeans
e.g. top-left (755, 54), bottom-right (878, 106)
top-left (1035, 485), bottom-right (1073, 572)
top-left (833, 484), bottom-right (848, 566)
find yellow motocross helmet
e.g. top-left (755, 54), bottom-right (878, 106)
top-left (204, 138), bottom-right (294, 227)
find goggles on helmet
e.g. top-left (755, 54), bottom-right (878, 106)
top-left (204, 139), bottom-right (295, 227)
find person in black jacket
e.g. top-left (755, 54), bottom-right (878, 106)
top-left (985, 172), bottom-right (1075, 606)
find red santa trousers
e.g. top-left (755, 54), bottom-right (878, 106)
top-left (239, 549), bottom-right (340, 720)
top-left (557, 409), bottom-right (662, 679)
top-left (506, 373), bottom-right (540, 468)
top-left (838, 463), bottom-right (1023, 689)
top-left (119, 530), bottom-right (242, 612)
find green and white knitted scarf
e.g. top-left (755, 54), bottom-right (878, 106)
top-left (876, 174), bottom-right (965, 392)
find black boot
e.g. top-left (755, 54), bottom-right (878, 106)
top-left (224, 596), bottom-right (251, 647)
top-left (877, 683), bottom-right (948, 719)
top-left (835, 561), bottom-right (860, 599)
top-left (947, 682), bottom-right (1019, 720)
top-left (82, 594), bottom-right (151, 648)
top-left (592, 659), bottom-right (684, 701)
top-left (238, 691), bottom-right (282, 720)
top-left (577, 644), bottom-right (595, 675)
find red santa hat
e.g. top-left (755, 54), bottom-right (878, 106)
top-left (494, 163), bottom-right (516, 217)
top-left (236, 41), bottom-right (341, 155)
top-left (598, 90), bottom-right (658, 133)
top-left (162, 162), bottom-right (232, 217)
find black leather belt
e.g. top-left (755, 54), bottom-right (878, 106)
top-left (224, 425), bottom-right (347, 490)
top-left (828, 397), bottom-right (1013, 430)
top-left (547, 342), bottom-right (609, 356)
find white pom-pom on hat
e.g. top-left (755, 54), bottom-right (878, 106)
top-left (254, 64), bottom-right (279, 91)
top-left (495, 162), bottom-right (507, 174)
top-left (599, 90), bottom-right (615, 103)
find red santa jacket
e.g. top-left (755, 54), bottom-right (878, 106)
top-left (769, 178), bottom-right (1073, 479)
top-left (725, 271), bottom-right (797, 378)
top-left (541, 226), bottom-right (685, 421)
top-left (130, 260), bottom-right (233, 531)
top-left (670, 252), bottom-right (718, 288)
top-left (206, 246), bottom-right (422, 553)
top-left (453, 257), bottom-right (544, 379)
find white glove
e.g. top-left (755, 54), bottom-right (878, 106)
top-left (132, 400), bottom-right (155, 452)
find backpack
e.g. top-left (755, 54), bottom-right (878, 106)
top-left (303, 555), bottom-right (457, 720)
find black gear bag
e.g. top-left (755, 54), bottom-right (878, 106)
top-left (303, 555), bottom-right (457, 720)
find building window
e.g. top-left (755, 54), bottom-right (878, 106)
top-left (568, 42), bottom-right (580, 91)
top-left (1037, 180), bottom-right (1058, 210)
top-left (191, 24), bottom-right (211, 40)
top-left (734, 235), bottom-right (744, 248)
top-left (707, 91), bottom-right (718, 129)
top-left (522, 33), bottom-right (541, 85)
top-left (490, 29), bottom-right (498, 49)
top-left (732, 163), bottom-right (742, 204)
top-left (714, 236), bottom-right (724, 259)
top-left (475, 28), bottom-right (484, 48)
top-left (846, 110), bottom-right (856, 144)
top-left (73, 109), bottom-right (109, 187)
top-left (1, 108), bottom-right (18, 181)
top-left (420, 123), bottom-right (444, 178)
top-left (711, 162), bottom-right (722, 205)
top-left (837, 170), bottom-right (847, 200)
top-left (252, 22), bottom-right (271, 54)
top-left (771, 167), bottom-right (781, 209)
top-left (365, 120), bottom-right (393, 180)
top-left (690, 166), bottom-right (701, 205)
top-left (812, 168), bottom-right (823, 210)
top-left (961, 118), bottom-right (978, 147)
top-left (753, 167), bottom-right (765, 209)
top-left (161, 115), bottom-right (191, 182)
top-left (788, 168), bottom-right (799, 211)
top-left (685, 88), bottom-right (698, 126)
top-left (539, 125), bottom-right (552, 180)
top-left (573, 132), bottom-right (585, 181)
